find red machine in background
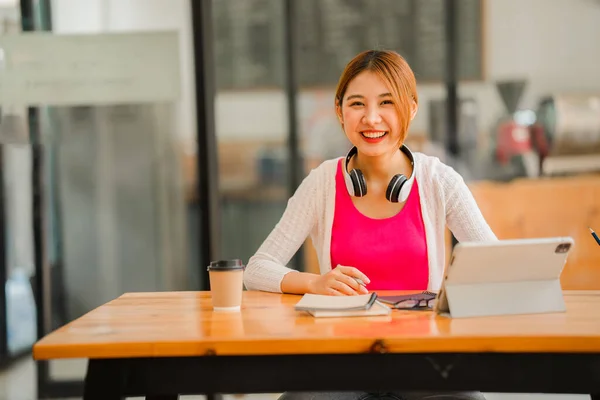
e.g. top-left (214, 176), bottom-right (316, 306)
top-left (494, 81), bottom-right (600, 177)
top-left (494, 80), bottom-right (549, 168)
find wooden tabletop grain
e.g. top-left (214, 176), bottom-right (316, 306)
top-left (32, 290), bottom-right (600, 360)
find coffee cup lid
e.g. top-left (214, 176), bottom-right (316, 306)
top-left (207, 259), bottom-right (245, 271)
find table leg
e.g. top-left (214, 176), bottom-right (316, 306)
top-left (83, 360), bottom-right (126, 400)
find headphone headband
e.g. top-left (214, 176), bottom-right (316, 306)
top-left (343, 145), bottom-right (415, 203)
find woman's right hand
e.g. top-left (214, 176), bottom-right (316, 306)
top-left (309, 265), bottom-right (370, 296)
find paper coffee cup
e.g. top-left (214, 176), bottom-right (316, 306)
top-left (207, 259), bottom-right (245, 312)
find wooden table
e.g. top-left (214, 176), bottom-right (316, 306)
top-left (33, 290), bottom-right (600, 400)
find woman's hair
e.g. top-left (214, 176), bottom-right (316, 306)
top-left (335, 49), bottom-right (418, 143)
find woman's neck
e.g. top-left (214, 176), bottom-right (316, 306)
top-left (353, 148), bottom-right (412, 185)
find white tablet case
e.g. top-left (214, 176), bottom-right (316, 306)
top-left (435, 237), bottom-right (573, 318)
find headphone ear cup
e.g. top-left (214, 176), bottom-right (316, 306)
top-left (349, 169), bottom-right (367, 197)
top-left (386, 174), bottom-right (407, 203)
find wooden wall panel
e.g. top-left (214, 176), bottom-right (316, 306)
top-left (469, 175), bottom-right (600, 290)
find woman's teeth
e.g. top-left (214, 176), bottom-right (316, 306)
top-left (361, 131), bottom-right (386, 138)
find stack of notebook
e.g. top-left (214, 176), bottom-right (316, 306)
top-left (294, 292), bottom-right (391, 318)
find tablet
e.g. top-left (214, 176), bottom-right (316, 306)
top-left (435, 237), bottom-right (574, 315)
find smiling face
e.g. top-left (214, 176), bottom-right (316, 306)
top-left (337, 71), bottom-right (403, 157)
top-left (334, 50), bottom-right (418, 159)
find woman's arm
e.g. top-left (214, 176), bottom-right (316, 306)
top-left (243, 168), bottom-right (320, 293)
top-left (280, 271), bottom-right (320, 294)
top-left (244, 164), bottom-right (371, 295)
top-left (280, 265), bottom-right (370, 295)
top-left (443, 165), bottom-right (497, 242)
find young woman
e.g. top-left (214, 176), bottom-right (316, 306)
top-left (244, 50), bottom-right (495, 399)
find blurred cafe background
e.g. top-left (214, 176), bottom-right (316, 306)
top-left (0, 0), bottom-right (599, 398)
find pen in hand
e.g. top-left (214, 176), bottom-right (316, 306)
top-left (353, 277), bottom-right (370, 295)
top-left (590, 227), bottom-right (600, 246)
top-left (353, 277), bottom-right (387, 308)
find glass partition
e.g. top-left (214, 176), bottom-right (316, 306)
top-left (211, 0), bottom-right (296, 270)
top-left (13, 0), bottom-right (199, 396)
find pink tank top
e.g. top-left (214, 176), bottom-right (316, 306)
top-left (330, 159), bottom-right (429, 290)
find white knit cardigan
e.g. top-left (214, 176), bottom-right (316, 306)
top-left (244, 153), bottom-right (497, 293)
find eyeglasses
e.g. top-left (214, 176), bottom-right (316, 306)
top-left (393, 297), bottom-right (436, 310)
top-left (379, 291), bottom-right (437, 311)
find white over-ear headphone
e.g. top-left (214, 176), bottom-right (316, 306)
top-left (342, 145), bottom-right (416, 203)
